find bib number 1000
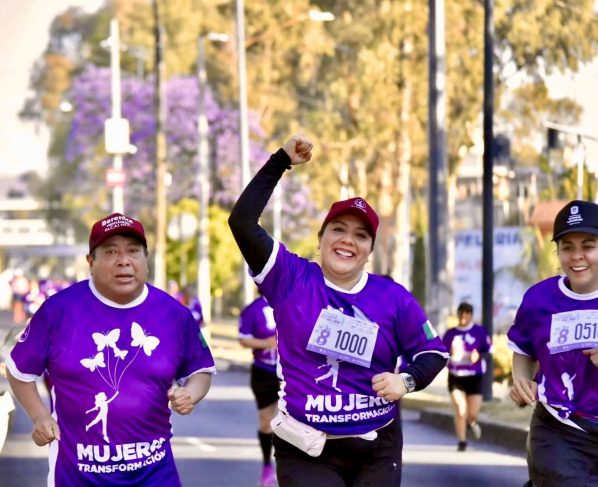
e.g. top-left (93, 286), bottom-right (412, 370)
top-left (306, 308), bottom-right (379, 367)
top-left (334, 330), bottom-right (368, 356)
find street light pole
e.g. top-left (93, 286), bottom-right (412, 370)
top-left (427, 0), bottom-right (450, 334)
top-left (273, 185), bottom-right (282, 241)
top-left (482, 0), bottom-right (495, 401)
top-left (152, 0), bottom-right (167, 290)
top-left (236, 0), bottom-right (254, 306)
top-left (196, 33), bottom-right (228, 323)
top-left (109, 19), bottom-right (124, 214)
top-left (197, 35), bottom-right (212, 322)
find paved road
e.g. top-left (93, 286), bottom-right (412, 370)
top-left (0, 367), bottom-right (529, 486)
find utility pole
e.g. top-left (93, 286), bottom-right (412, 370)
top-left (195, 33), bottom-right (227, 323)
top-left (236, 0), bottom-right (254, 306)
top-left (427, 0), bottom-right (450, 335)
top-left (104, 19), bottom-right (129, 213)
top-left (152, 0), bottom-right (167, 290)
top-left (109, 19), bottom-right (124, 214)
top-left (197, 35), bottom-right (212, 323)
top-left (273, 185), bottom-right (282, 241)
top-left (395, 2), bottom-right (413, 288)
top-left (482, 0), bottom-right (495, 401)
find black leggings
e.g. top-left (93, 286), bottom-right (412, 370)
top-left (273, 419), bottom-right (403, 486)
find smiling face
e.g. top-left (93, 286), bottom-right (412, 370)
top-left (87, 235), bottom-right (148, 304)
top-left (557, 232), bottom-right (598, 294)
top-left (318, 214), bottom-right (374, 289)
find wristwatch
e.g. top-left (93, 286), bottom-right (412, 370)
top-left (399, 373), bottom-right (416, 393)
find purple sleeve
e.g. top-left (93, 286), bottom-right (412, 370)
top-left (255, 243), bottom-right (310, 309)
top-left (441, 329), bottom-right (454, 351)
top-left (9, 301), bottom-right (52, 380)
top-left (480, 327), bottom-right (492, 353)
top-left (176, 311), bottom-right (215, 382)
top-left (238, 305), bottom-right (253, 337)
top-left (507, 293), bottom-right (535, 358)
top-left (398, 293), bottom-right (447, 360)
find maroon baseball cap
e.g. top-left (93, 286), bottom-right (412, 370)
top-left (321, 197), bottom-right (379, 241)
top-left (88, 213), bottom-right (147, 254)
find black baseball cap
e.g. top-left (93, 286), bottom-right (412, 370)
top-left (552, 200), bottom-right (598, 241)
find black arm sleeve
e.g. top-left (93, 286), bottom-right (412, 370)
top-left (228, 148), bottom-right (292, 275)
top-left (403, 353), bottom-right (448, 392)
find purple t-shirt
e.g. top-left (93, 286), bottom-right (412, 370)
top-left (8, 280), bottom-right (216, 486)
top-left (442, 324), bottom-right (491, 377)
top-left (507, 275), bottom-right (598, 420)
top-left (254, 242), bottom-right (448, 435)
top-left (238, 296), bottom-right (277, 372)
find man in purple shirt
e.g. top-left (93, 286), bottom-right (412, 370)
top-left (239, 293), bottom-right (279, 487)
top-left (7, 212), bottom-right (216, 486)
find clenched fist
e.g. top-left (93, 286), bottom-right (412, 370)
top-left (282, 135), bottom-right (313, 165)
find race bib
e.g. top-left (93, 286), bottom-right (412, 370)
top-left (548, 310), bottom-right (598, 354)
top-left (306, 308), bottom-right (379, 367)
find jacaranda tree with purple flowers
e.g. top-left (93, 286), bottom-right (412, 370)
top-left (64, 65), bottom-right (316, 306)
top-left (66, 65), bottom-right (314, 226)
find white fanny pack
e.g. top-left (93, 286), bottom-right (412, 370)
top-left (270, 411), bottom-right (326, 457)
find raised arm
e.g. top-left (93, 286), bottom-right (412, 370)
top-left (228, 135), bottom-right (313, 274)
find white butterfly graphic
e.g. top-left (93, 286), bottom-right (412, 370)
top-left (92, 329), bottom-right (120, 351)
top-left (130, 322), bottom-right (160, 356)
top-left (114, 347), bottom-right (128, 359)
top-left (80, 352), bottom-right (106, 372)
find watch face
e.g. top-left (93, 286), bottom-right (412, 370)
top-left (403, 374), bottom-right (415, 392)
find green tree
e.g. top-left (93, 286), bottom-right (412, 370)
top-left (23, 0), bottom-right (598, 311)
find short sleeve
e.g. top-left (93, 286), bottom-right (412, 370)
top-left (480, 327), bottom-right (492, 353)
top-left (8, 301), bottom-right (53, 381)
top-left (507, 293), bottom-right (535, 358)
top-left (176, 311), bottom-right (215, 384)
top-left (238, 304), bottom-right (253, 337)
top-left (397, 293), bottom-right (448, 360)
top-left (254, 242), bottom-right (312, 309)
top-left (441, 329), bottom-right (454, 351)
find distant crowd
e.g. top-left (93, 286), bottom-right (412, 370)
top-left (8, 271), bottom-right (73, 324)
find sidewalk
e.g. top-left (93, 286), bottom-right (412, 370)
top-left (402, 369), bottom-right (529, 453)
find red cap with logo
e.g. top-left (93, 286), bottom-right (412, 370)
top-left (321, 197), bottom-right (379, 242)
top-left (88, 213), bottom-right (147, 254)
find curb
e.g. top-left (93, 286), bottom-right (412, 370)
top-left (406, 404), bottom-right (529, 453)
